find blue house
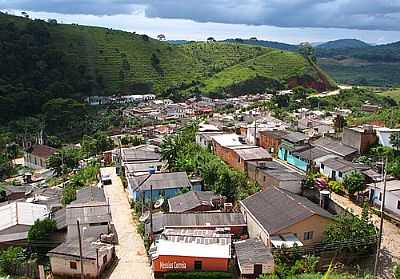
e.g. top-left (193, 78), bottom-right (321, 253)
top-left (127, 172), bottom-right (201, 201)
top-left (277, 132), bottom-right (310, 172)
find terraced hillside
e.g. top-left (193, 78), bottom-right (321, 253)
top-left (0, 14), bottom-right (335, 96)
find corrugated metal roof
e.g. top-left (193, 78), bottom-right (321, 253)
top-left (168, 191), bottom-right (223, 213)
top-left (311, 137), bottom-right (357, 157)
top-left (0, 202), bottom-right (49, 231)
top-left (235, 239), bottom-right (273, 266)
top-left (234, 147), bottom-right (272, 161)
top-left (130, 172), bottom-right (192, 192)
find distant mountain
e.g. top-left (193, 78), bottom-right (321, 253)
top-left (223, 38), bottom-right (298, 51)
top-left (316, 39), bottom-right (370, 49)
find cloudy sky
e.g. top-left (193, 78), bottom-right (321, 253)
top-left (1, 0), bottom-right (400, 44)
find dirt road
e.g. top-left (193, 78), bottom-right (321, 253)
top-left (103, 167), bottom-right (152, 279)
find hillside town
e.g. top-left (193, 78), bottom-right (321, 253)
top-left (1, 89), bottom-right (400, 279)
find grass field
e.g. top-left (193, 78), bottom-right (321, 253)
top-left (377, 88), bottom-right (400, 104)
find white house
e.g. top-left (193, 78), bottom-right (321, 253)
top-left (316, 157), bottom-right (369, 182)
top-left (375, 127), bottom-right (400, 149)
top-left (368, 180), bottom-right (400, 217)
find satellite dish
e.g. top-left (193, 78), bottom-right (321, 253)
top-left (139, 211), bottom-right (150, 222)
top-left (154, 197), bottom-right (164, 209)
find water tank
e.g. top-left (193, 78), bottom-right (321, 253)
top-left (319, 190), bottom-right (331, 210)
top-left (148, 167), bottom-right (156, 175)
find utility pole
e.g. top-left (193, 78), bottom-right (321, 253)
top-left (77, 220), bottom-right (85, 279)
top-left (373, 156), bottom-right (388, 277)
top-left (149, 184), bottom-right (153, 239)
top-left (254, 118), bottom-right (257, 145)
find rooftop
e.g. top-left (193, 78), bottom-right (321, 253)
top-left (211, 134), bottom-right (243, 147)
top-left (293, 147), bottom-right (331, 161)
top-left (282, 132), bottom-right (308, 144)
top-left (28, 144), bottom-right (57, 159)
top-left (168, 191), bottom-right (223, 213)
top-left (129, 172), bottom-right (192, 192)
top-left (311, 137), bottom-right (357, 157)
top-left (146, 212), bottom-right (246, 233)
top-left (234, 239), bottom-right (274, 267)
top-left (234, 147), bottom-right (272, 161)
top-left (121, 145), bottom-right (161, 163)
top-left (240, 187), bottom-right (333, 235)
top-left (322, 157), bottom-right (368, 173)
top-left (368, 180), bottom-right (400, 197)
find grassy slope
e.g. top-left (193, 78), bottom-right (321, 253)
top-left (1, 14), bottom-right (334, 95)
top-left (377, 88), bottom-right (400, 104)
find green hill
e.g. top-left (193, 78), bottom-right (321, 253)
top-left (0, 13), bottom-right (336, 122)
top-left (316, 39), bottom-right (370, 49)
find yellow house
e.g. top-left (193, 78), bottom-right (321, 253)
top-left (240, 186), bottom-right (334, 247)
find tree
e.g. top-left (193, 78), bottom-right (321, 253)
top-left (388, 158), bottom-right (400, 178)
top-left (47, 147), bottom-right (81, 176)
top-left (323, 204), bottom-right (376, 253)
top-left (0, 247), bottom-right (28, 275)
top-left (343, 171), bottom-right (365, 195)
top-left (28, 218), bottom-right (57, 243)
top-left (207, 37), bottom-right (216, 43)
top-left (157, 34), bottom-right (166, 41)
top-left (390, 131), bottom-right (400, 151)
top-left (394, 263), bottom-right (400, 279)
top-left (298, 42), bottom-right (316, 62)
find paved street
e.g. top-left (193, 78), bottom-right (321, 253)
top-left (331, 193), bottom-right (400, 278)
top-left (103, 167), bottom-right (152, 279)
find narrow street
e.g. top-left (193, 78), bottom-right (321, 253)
top-left (331, 192), bottom-right (400, 278)
top-left (102, 167), bottom-right (152, 279)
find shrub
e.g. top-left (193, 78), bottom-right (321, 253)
top-left (0, 247), bottom-right (28, 275)
top-left (165, 271), bottom-right (232, 279)
top-left (343, 171), bottom-right (365, 195)
top-left (328, 180), bottom-right (344, 194)
top-left (394, 263), bottom-right (400, 279)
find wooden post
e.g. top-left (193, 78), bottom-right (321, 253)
top-left (77, 220), bottom-right (85, 279)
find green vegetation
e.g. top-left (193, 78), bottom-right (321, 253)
top-left (377, 88), bottom-right (400, 104)
top-left (323, 204), bottom-right (376, 253)
top-left (343, 171), bottom-right (365, 195)
top-left (160, 123), bottom-right (260, 200)
top-left (0, 247), bottom-right (29, 276)
top-left (28, 218), bottom-right (57, 256)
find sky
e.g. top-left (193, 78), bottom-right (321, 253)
top-left (1, 0), bottom-right (400, 44)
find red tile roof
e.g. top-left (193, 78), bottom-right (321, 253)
top-left (30, 144), bottom-right (57, 159)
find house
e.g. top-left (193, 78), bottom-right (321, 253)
top-left (259, 130), bottom-right (288, 154)
top-left (317, 157), bottom-right (369, 182)
top-left (246, 161), bottom-right (305, 194)
top-left (47, 235), bottom-right (115, 279)
top-left (196, 131), bottom-right (223, 149)
top-left (277, 132), bottom-right (309, 171)
top-left (119, 145), bottom-right (164, 177)
top-left (24, 144), bottom-right (57, 169)
top-left (211, 134), bottom-right (271, 173)
top-left (342, 126), bottom-right (377, 154)
top-left (240, 187), bottom-right (334, 247)
top-left (368, 180), bottom-right (400, 218)
top-left (234, 239), bottom-right (274, 278)
top-left (311, 137), bottom-right (358, 160)
top-left (145, 212), bottom-right (246, 237)
top-left (66, 187), bottom-right (112, 239)
top-left (361, 104), bottom-right (380, 113)
top-left (168, 191), bottom-right (225, 213)
top-left (1, 185), bottom-right (34, 201)
top-left (150, 228), bottom-right (231, 277)
top-left (127, 172), bottom-right (196, 201)
top-left (0, 202), bottom-right (49, 246)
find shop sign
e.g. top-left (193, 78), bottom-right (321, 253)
top-left (160, 261), bottom-right (187, 270)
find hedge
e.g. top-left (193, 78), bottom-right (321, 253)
top-left (164, 271), bottom-right (232, 279)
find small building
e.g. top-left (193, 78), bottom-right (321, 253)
top-left (259, 130), bottom-right (288, 154)
top-left (311, 137), bottom-right (358, 160)
top-left (234, 239), bottom-right (274, 278)
top-left (128, 172), bottom-right (196, 201)
top-left (342, 126), bottom-right (377, 154)
top-left (247, 161), bottom-right (304, 194)
top-left (151, 228), bottom-right (231, 276)
top-left (145, 212), bottom-right (246, 237)
top-left (196, 131), bottom-right (223, 149)
top-left (24, 144), bottom-right (57, 169)
top-left (240, 187), bottom-right (334, 247)
top-left (361, 104), bottom-right (381, 113)
top-left (48, 236), bottom-right (115, 279)
top-left (0, 202), bottom-right (49, 246)
top-left (375, 127), bottom-right (400, 149)
top-left (368, 180), bottom-right (400, 218)
top-left (1, 185), bottom-right (34, 201)
top-left (318, 157), bottom-right (369, 182)
top-left (168, 191), bottom-right (225, 213)
top-left (277, 132), bottom-right (309, 171)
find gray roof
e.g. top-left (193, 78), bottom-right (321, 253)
top-left (2, 185), bottom-right (33, 196)
top-left (146, 212), bottom-right (246, 233)
top-left (282, 132), bottom-right (307, 144)
top-left (47, 237), bottom-right (112, 260)
top-left (293, 147), bottom-right (330, 161)
top-left (130, 172), bottom-right (192, 192)
top-left (311, 137), bottom-right (357, 157)
top-left (262, 170), bottom-right (304, 182)
top-left (52, 208), bottom-right (66, 230)
top-left (240, 187), bottom-right (333, 235)
top-left (259, 130), bottom-right (288, 139)
top-left (323, 157), bottom-right (368, 173)
top-left (234, 147), bottom-right (271, 161)
top-left (247, 160), bottom-right (288, 171)
top-left (235, 239), bottom-right (273, 266)
top-left (73, 187), bottom-right (106, 204)
top-left (121, 147), bottom-right (161, 163)
top-left (168, 191), bottom-right (223, 213)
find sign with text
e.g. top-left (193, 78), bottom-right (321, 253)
top-left (160, 261), bottom-right (187, 270)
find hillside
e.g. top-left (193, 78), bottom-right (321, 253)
top-left (316, 40), bottom-right (400, 86)
top-left (0, 13), bottom-right (335, 122)
top-left (223, 38), bottom-right (298, 51)
top-left (316, 39), bottom-right (370, 49)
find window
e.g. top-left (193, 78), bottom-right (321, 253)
top-left (320, 163), bottom-right (324, 170)
top-left (332, 171), bottom-right (336, 179)
top-left (397, 201), bottom-right (400, 210)
top-left (379, 193), bottom-right (382, 201)
top-left (103, 255), bottom-right (108, 265)
top-left (263, 176), bottom-right (266, 182)
top-left (304, 231), bottom-right (314, 241)
top-left (194, 261), bottom-right (202, 271)
top-left (338, 172), bottom-right (343, 178)
top-left (70, 262), bottom-right (77, 270)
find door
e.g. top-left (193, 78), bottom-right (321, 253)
top-left (370, 189), bottom-right (375, 202)
top-left (254, 264), bottom-right (263, 277)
